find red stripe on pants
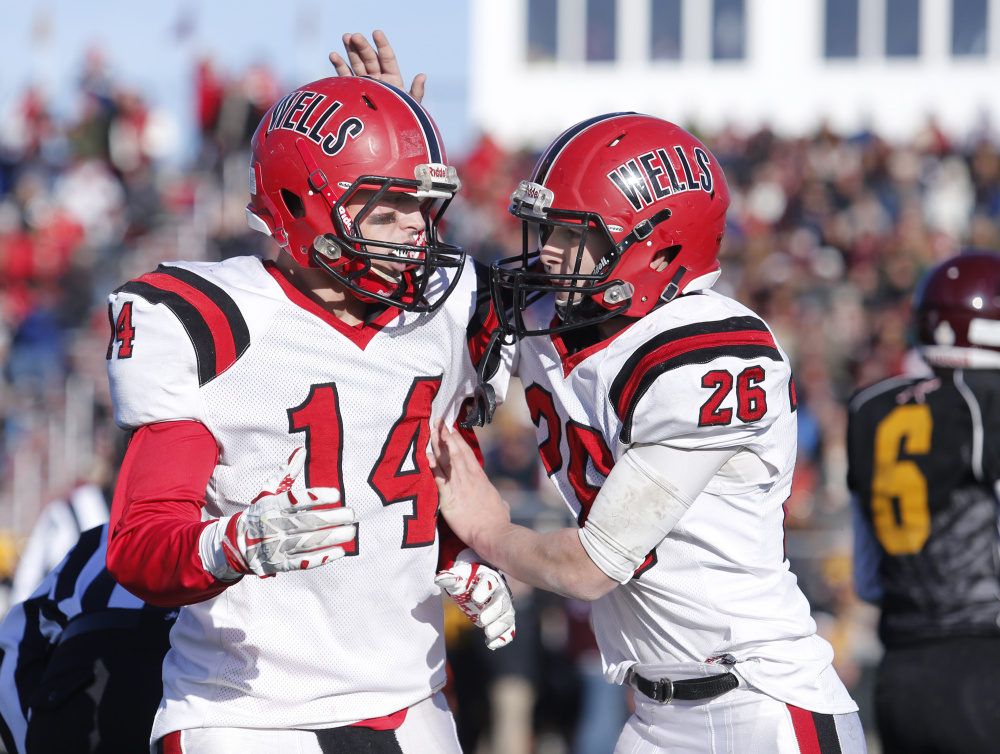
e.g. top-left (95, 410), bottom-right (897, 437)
top-left (159, 730), bottom-right (183, 754)
top-left (788, 704), bottom-right (821, 754)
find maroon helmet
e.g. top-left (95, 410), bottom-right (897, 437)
top-left (492, 112), bottom-right (730, 336)
top-left (914, 251), bottom-right (1000, 369)
top-left (246, 76), bottom-right (464, 312)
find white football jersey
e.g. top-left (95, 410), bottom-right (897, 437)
top-left (106, 255), bottom-right (483, 737)
top-left (510, 289), bottom-right (856, 714)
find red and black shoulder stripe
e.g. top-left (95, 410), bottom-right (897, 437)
top-left (115, 265), bottom-right (251, 386)
top-left (609, 316), bottom-right (783, 443)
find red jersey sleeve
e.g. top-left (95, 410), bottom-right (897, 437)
top-left (436, 420), bottom-right (486, 571)
top-left (106, 420), bottom-right (237, 607)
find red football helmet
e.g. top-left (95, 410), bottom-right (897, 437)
top-left (491, 112), bottom-right (730, 336)
top-left (914, 251), bottom-right (1000, 369)
top-left (247, 76), bottom-right (464, 312)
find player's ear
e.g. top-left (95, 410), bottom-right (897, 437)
top-left (649, 245), bottom-right (681, 273)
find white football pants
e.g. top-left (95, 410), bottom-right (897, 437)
top-left (154, 691), bottom-right (461, 754)
top-left (614, 684), bottom-right (867, 753)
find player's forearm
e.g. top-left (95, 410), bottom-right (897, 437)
top-left (437, 518), bottom-right (473, 571)
top-left (469, 523), bottom-right (617, 602)
top-left (107, 421), bottom-right (232, 607)
top-left (108, 501), bottom-right (228, 607)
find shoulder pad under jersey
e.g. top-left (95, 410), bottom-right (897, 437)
top-left (106, 263), bottom-right (254, 428)
top-left (609, 311), bottom-right (792, 447)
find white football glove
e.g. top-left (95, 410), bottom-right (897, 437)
top-left (435, 562), bottom-right (516, 650)
top-left (201, 447), bottom-right (356, 580)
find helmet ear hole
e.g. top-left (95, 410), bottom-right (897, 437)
top-left (650, 245), bottom-right (682, 272)
top-left (280, 189), bottom-right (306, 219)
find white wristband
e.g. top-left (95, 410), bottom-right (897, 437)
top-left (198, 518), bottom-right (241, 582)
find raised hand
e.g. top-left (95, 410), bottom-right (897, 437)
top-left (329, 29), bottom-right (426, 102)
top-left (429, 420), bottom-right (511, 552)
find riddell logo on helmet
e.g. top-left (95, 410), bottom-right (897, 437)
top-left (607, 146), bottom-right (715, 211)
top-left (266, 90), bottom-right (365, 157)
top-left (593, 255), bottom-right (612, 275)
top-left (426, 165), bottom-right (448, 179)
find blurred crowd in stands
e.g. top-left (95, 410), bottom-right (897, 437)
top-left (1, 49), bottom-right (998, 753)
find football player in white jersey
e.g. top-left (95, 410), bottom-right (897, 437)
top-left (429, 114), bottom-right (867, 753)
top-left (104, 74), bottom-right (515, 754)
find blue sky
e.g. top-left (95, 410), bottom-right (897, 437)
top-left (0, 1), bottom-right (473, 162)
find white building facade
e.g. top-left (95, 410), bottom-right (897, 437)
top-left (469, 0), bottom-right (1000, 149)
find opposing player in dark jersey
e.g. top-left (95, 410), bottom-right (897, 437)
top-left (0, 524), bottom-right (176, 754)
top-left (847, 251), bottom-right (1000, 754)
top-left (104, 74), bottom-right (514, 753)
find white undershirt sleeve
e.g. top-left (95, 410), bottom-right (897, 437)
top-left (198, 518), bottom-right (241, 582)
top-left (579, 443), bottom-right (739, 583)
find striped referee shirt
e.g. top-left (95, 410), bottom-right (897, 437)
top-left (0, 524), bottom-right (175, 754)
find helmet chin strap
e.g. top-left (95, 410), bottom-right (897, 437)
top-left (312, 234), bottom-right (403, 286)
top-left (295, 138), bottom-right (340, 209)
top-left (659, 267), bottom-right (688, 304)
top-left (613, 208), bottom-right (673, 256)
top-left (582, 208), bottom-right (674, 310)
top-left (297, 137), bottom-right (427, 297)
top-left (555, 294), bottom-right (608, 325)
top-left (458, 328), bottom-right (511, 428)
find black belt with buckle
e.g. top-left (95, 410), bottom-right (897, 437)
top-left (630, 670), bottom-right (739, 703)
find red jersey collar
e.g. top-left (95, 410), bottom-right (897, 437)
top-left (265, 260), bottom-right (401, 350)
top-left (548, 315), bottom-right (634, 378)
